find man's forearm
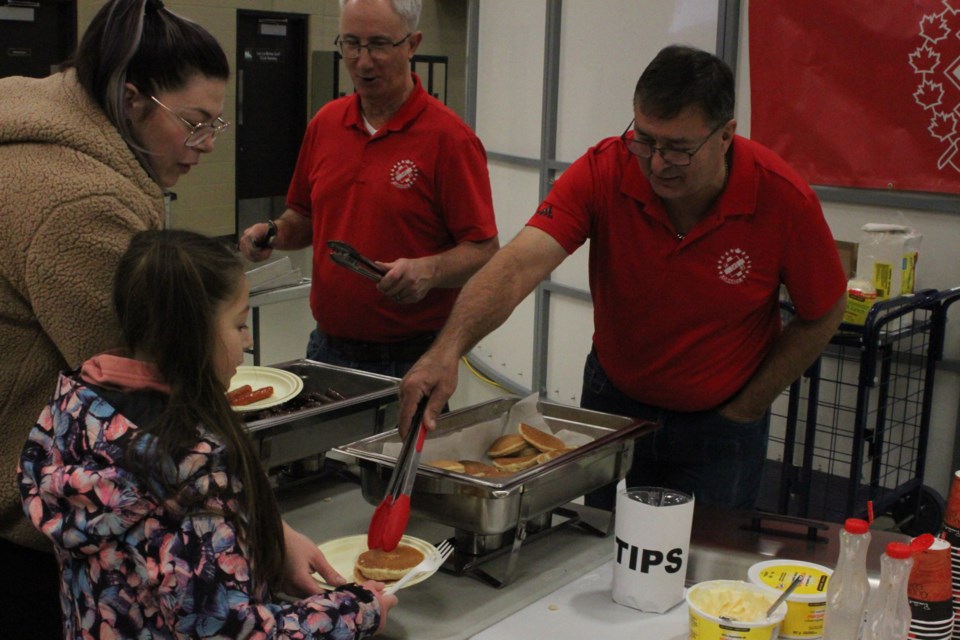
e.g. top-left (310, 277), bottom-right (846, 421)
top-left (272, 209), bottom-right (313, 252)
top-left (426, 237), bottom-right (499, 289)
top-left (722, 295), bottom-right (846, 421)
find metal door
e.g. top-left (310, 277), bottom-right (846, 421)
top-left (235, 11), bottom-right (308, 231)
top-left (0, 1), bottom-right (76, 79)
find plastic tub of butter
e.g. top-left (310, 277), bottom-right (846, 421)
top-left (687, 579), bottom-right (787, 640)
top-left (748, 559), bottom-right (832, 639)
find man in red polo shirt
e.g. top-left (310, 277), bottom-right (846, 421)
top-left (399, 45), bottom-right (846, 510)
top-left (240, 0), bottom-right (498, 378)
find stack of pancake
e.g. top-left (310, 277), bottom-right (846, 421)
top-left (428, 422), bottom-right (572, 477)
top-left (355, 544), bottom-right (425, 582)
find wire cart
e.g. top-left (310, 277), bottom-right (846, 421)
top-left (758, 287), bottom-right (960, 535)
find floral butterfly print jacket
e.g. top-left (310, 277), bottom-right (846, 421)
top-left (18, 373), bottom-right (382, 639)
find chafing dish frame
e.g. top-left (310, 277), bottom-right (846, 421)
top-left (335, 396), bottom-right (657, 587)
top-left (242, 359), bottom-right (399, 472)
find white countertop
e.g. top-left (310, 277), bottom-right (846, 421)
top-left (278, 478), bottom-right (617, 640)
top-left (471, 562), bottom-right (689, 640)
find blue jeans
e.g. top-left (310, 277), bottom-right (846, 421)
top-left (306, 329), bottom-right (420, 379)
top-left (581, 349), bottom-right (769, 510)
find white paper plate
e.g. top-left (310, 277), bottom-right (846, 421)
top-left (227, 365), bottom-right (303, 412)
top-left (314, 534), bottom-right (440, 590)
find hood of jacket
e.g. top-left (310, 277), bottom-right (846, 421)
top-left (0, 70), bottom-right (161, 199)
top-left (19, 373), bottom-right (234, 554)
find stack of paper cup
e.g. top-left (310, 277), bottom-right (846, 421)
top-left (910, 536), bottom-right (955, 640)
top-left (939, 471), bottom-right (960, 639)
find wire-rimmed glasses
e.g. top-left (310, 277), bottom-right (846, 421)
top-left (621, 119), bottom-right (724, 166)
top-left (150, 95), bottom-right (230, 148)
top-left (334, 32), bottom-right (412, 60)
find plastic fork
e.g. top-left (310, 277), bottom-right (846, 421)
top-left (384, 539), bottom-right (454, 594)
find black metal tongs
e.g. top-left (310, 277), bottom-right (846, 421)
top-left (327, 240), bottom-right (387, 282)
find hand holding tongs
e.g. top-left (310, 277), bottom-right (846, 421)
top-left (327, 240), bottom-right (387, 282)
top-left (367, 398), bottom-right (428, 551)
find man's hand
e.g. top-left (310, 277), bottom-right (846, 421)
top-left (239, 221), bottom-right (275, 262)
top-left (398, 351), bottom-right (459, 436)
top-left (377, 256), bottom-right (436, 304)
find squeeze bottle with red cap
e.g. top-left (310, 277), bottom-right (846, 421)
top-left (861, 541), bottom-right (915, 640)
top-left (823, 518), bottom-right (871, 640)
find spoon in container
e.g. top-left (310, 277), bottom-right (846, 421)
top-left (766, 575), bottom-right (803, 618)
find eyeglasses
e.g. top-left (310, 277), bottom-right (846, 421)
top-left (334, 33), bottom-right (412, 60)
top-left (150, 95), bottom-right (230, 148)
top-left (621, 119), bottom-right (725, 166)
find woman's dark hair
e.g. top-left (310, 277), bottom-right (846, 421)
top-left (114, 229), bottom-right (285, 595)
top-left (65, 0), bottom-right (229, 177)
top-left (634, 44), bottom-right (735, 128)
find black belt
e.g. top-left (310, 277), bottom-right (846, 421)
top-left (324, 332), bottom-right (437, 363)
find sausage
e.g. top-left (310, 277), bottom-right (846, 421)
top-left (226, 384), bottom-right (252, 403)
top-left (230, 385), bottom-right (274, 406)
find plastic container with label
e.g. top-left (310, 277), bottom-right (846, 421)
top-left (748, 559), bottom-right (832, 638)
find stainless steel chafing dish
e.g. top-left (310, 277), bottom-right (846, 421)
top-left (335, 396), bottom-right (657, 586)
top-left (242, 359), bottom-right (399, 472)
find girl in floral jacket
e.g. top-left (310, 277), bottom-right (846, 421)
top-left (18, 229), bottom-right (396, 639)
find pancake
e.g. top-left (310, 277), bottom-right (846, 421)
top-left (428, 459), bottom-right (466, 473)
top-left (515, 444), bottom-right (540, 457)
top-left (486, 434), bottom-right (527, 457)
top-left (535, 449), bottom-right (567, 464)
top-left (518, 422), bottom-right (566, 453)
top-left (492, 453), bottom-right (541, 472)
top-left (355, 543), bottom-right (425, 581)
top-left (459, 460), bottom-right (503, 477)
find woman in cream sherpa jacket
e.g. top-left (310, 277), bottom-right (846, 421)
top-left (0, 0), bottom-right (229, 635)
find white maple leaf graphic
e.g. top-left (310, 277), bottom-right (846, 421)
top-left (929, 110), bottom-right (958, 141)
top-left (914, 79), bottom-right (945, 110)
top-left (921, 13), bottom-right (951, 43)
top-left (909, 43), bottom-right (941, 74)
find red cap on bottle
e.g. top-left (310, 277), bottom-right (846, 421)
top-left (886, 542), bottom-right (913, 559)
top-left (844, 518), bottom-right (870, 534)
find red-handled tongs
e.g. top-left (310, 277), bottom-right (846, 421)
top-left (367, 398), bottom-right (428, 551)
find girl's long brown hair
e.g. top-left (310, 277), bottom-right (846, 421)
top-left (114, 229), bottom-right (285, 595)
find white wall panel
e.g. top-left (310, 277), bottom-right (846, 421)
top-left (475, 0), bottom-right (546, 158)
top-left (556, 0), bottom-right (719, 162)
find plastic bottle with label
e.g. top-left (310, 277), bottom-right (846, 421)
top-left (861, 541), bottom-right (915, 640)
top-left (823, 518), bottom-right (871, 640)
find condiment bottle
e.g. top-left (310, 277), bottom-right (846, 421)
top-left (823, 517), bottom-right (871, 640)
top-left (861, 541), bottom-right (915, 640)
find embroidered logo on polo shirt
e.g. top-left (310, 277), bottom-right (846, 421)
top-left (716, 248), bottom-right (752, 285)
top-left (535, 204), bottom-right (553, 218)
top-left (390, 159), bottom-right (420, 189)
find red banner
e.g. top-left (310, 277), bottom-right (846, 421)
top-left (749, 0), bottom-right (960, 194)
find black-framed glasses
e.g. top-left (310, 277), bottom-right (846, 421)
top-left (621, 119), bottom-right (725, 166)
top-left (150, 95), bottom-right (230, 148)
top-left (334, 32), bottom-right (412, 60)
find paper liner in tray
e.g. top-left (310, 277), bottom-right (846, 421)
top-left (381, 393), bottom-right (595, 469)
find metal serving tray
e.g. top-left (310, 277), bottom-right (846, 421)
top-left (242, 359), bottom-right (399, 470)
top-left (335, 396), bottom-right (656, 536)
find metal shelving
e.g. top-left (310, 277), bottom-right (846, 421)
top-left (758, 288), bottom-right (960, 535)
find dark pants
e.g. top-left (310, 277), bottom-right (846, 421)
top-left (306, 329), bottom-right (428, 379)
top-left (581, 349), bottom-right (770, 511)
top-left (0, 538), bottom-right (62, 638)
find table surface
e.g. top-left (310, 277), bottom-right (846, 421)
top-left (278, 478), bottom-right (619, 640)
top-left (278, 475), bottom-right (907, 640)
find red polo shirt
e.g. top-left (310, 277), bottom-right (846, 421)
top-left (527, 134), bottom-right (845, 411)
top-left (287, 74), bottom-right (497, 342)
